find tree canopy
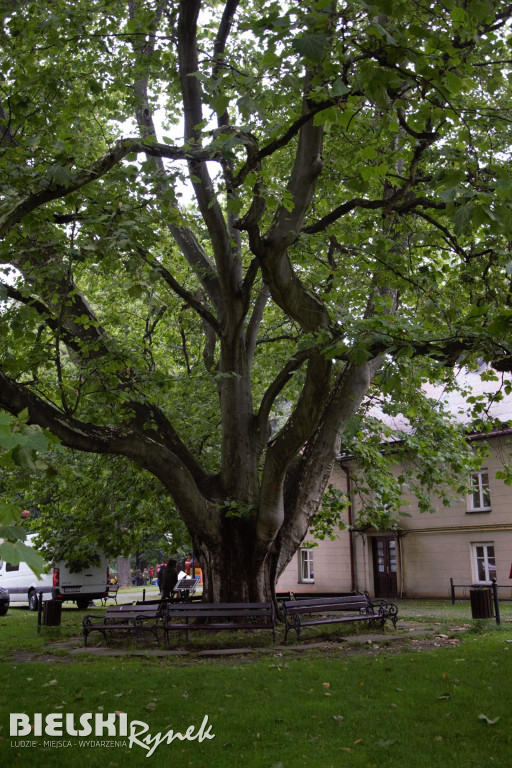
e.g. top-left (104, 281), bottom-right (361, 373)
top-left (1, 0), bottom-right (512, 599)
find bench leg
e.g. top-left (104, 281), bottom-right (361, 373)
top-left (284, 617), bottom-right (301, 642)
top-left (83, 627), bottom-right (108, 646)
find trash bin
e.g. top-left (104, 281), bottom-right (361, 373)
top-left (42, 599), bottom-right (62, 626)
top-left (469, 588), bottom-right (494, 619)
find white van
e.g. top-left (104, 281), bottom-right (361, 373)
top-left (0, 534), bottom-right (109, 610)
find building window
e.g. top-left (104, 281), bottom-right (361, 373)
top-left (299, 548), bottom-right (314, 583)
top-left (468, 470), bottom-right (491, 512)
top-left (472, 543), bottom-right (496, 584)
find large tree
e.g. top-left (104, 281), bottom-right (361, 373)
top-left (2, 0), bottom-right (512, 600)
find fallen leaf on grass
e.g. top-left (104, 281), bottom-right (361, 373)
top-left (479, 714), bottom-right (500, 725)
top-left (353, 738), bottom-right (364, 745)
top-left (332, 715), bottom-right (344, 723)
top-left (322, 682), bottom-right (330, 688)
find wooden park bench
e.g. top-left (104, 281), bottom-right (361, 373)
top-left (163, 601), bottom-right (276, 643)
top-left (101, 584), bottom-right (119, 606)
top-left (281, 593), bottom-right (398, 642)
top-left (82, 603), bottom-right (165, 646)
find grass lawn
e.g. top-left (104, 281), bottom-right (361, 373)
top-left (1, 599), bottom-right (512, 767)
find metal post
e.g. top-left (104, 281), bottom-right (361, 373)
top-left (450, 577), bottom-right (455, 605)
top-left (37, 593), bottom-right (43, 633)
top-left (492, 578), bottom-right (501, 625)
top-left (142, 588), bottom-right (146, 603)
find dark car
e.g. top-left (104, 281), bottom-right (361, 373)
top-left (0, 587), bottom-right (10, 615)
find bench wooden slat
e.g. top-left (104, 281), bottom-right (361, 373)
top-left (107, 604), bottom-right (163, 614)
top-left (300, 615), bottom-right (370, 627)
top-left (166, 607), bottom-right (272, 617)
top-left (283, 600), bottom-right (368, 616)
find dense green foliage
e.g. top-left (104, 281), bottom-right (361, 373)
top-left (0, 411), bottom-right (48, 571)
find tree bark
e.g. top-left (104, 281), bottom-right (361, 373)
top-left (192, 518), bottom-right (277, 603)
top-left (116, 556), bottom-right (131, 588)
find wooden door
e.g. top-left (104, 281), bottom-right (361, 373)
top-left (372, 536), bottom-right (398, 597)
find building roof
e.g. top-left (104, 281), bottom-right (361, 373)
top-left (367, 366), bottom-right (512, 442)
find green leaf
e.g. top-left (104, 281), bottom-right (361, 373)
top-left (331, 78), bottom-right (350, 98)
top-left (0, 537), bottom-right (46, 576)
top-left (445, 71), bottom-right (465, 95)
top-left (47, 164), bottom-right (73, 187)
top-left (360, 146), bottom-right (378, 160)
top-left (453, 204), bottom-right (474, 235)
top-left (226, 196), bottom-right (243, 216)
top-left (292, 34), bottom-right (329, 63)
top-left (11, 444), bottom-right (38, 472)
top-left (211, 93), bottom-right (230, 116)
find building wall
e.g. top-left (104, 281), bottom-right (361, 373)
top-left (354, 434), bottom-right (512, 597)
top-left (276, 434), bottom-right (512, 599)
top-left (276, 464), bottom-right (354, 594)
top-left (276, 531), bottom-right (353, 594)
top-left (392, 530), bottom-right (512, 599)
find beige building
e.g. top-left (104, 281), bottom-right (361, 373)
top-left (277, 372), bottom-right (512, 600)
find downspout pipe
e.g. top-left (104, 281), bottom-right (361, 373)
top-left (340, 462), bottom-right (356, 593)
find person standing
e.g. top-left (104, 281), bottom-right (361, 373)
top-left (161, 558), bottom-right (178, 600)
top-left (157, 563), bottom-right (165, 594)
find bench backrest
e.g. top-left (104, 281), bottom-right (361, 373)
top-left (105, 604), bottom-right (163, 619)
top-left (282, 595), bottom-right (371, 615)
top-left (166, 601), bottom-right (274, 621)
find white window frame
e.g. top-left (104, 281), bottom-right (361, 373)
top-left (471, 542), bottom-right (497, 584)
top-left (468, 470), bottom-right (491, 512)
top-left (299, 548), bottom-right (314, 583)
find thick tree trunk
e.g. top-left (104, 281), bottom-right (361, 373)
top-left (116, 555), bottom-right (131, 587)
top-left (191, 517), bottom-right (277, 603)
